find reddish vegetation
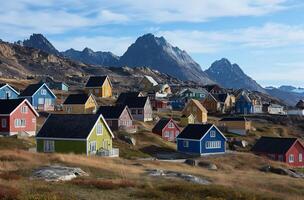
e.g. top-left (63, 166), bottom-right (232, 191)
top-left (71, 178), bottom-right (136, 190)
top-left (0, 185), bottom-right (19, 200)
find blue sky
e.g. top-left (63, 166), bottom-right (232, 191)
top-left (0, 0), bottom-right (304, 87)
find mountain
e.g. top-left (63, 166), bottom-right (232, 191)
top-left (118, 33), bottom-right (213, 84)
top-left (62, 47), bottom-right (119, 66)
top-left (20, 34), bottom-right (60, 56)
top-left (265, 87), bottom-right (304, 106)
top-left (278, 85), bottom-right (304, 94)
top-left (205, 58), bottom-right (265, 93)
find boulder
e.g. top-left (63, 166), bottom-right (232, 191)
top-left (31, 165), bottom-right (88, 182)
top-left (260, 165), bottom-right (303, 178)
top-left (119, 135), bottom-right (136, 146)
top-left (184, 159), bottom-right (199, 166)
top-left (198, 161), bottom-right (218, 171)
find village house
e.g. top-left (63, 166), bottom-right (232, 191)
top-left (288, 100), bottom-right (304, 116)
top-left (19, 83), bottom-right (57, 111)
top-left (180, 114), bottom-right (195, 127)
top-left (157, 84), bottom-right (172, 96)
top-left (152, 118), bottom-right (181, 142)
top-left (182, 99), bottom-right (208, 123)
top-left (0, 98), bottom-right (39, 136)
top-left (36, 114), bottom-right (118, 156)
top-left (116, 92), bottom-right (143, 105)
top-left (235, 92), bottom-right (262, 114)
top-left (176, 124), bottom-right (227, 155)
top-left (202, 93), bottom-right (234, 113)
top-left (0, 83), bottom-right (19, 99)
top-left (62, 93), bottom-right (98, 114)
top-left (219, 117), bottom-right (251, 135)
top-left (49, 82), bottom-right (69, 91)
top-left (116, 94), bottom-right (153, 122)
top-left (262, 103), bottom-right (286, 115)
top-left (180, 88), bottom-right (208, 100)
top-left (140, 75), bottom-right (158, 91)
top-left (252, 136), bottom-right (304, 167)
top-left (97, 105), bottom-right (134, 132)
top-left (85, 76), bottom-right (112, 98)
top-left (203, 84), bottom-right (226, 94)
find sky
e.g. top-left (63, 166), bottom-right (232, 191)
top-left (0, 0), bottom-right (304, 87)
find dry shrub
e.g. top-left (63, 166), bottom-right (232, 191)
top-left (0, 155), bottom-right (27, 162)
top-left (0, 185), bottom-right (19, 200)
top-left (71, 178), bottom-right (136, 190)
top-left (0, 171), bottom-right (21, 180)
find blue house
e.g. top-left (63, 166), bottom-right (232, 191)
top-left (19, 83), bottom-right (57, 111)
top-left (169, 96), bottom-right (186, 110)
top-left (235, 94), bottom-right (253, 114)
top-left (0, 84), bottom-right (19, 99)
top-left (176, 124), bottom-right (227, 155)
top-left (48, 82), bottom-right (69, 91)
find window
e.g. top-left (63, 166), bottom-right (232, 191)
top-left (210, 130), bottom-right (216, 137)
top-left (66, 106), bottom-right (72, 113)
top-left (21, 106), bottom-right (28, 113)
top-left (32, 118), bottom-right (36, 123)
top-left (205, 141), bottom-right (221, 149)
top-left (90, 141), bottom-right (97, 153)
top-left (131, 109), bottom-right (136, 115)
top-left (6, 91), bottom-right (11, 98)
top-left (183, 140), bottom-right (189, 148)
top-left (96, 124), bottom-right (103, 135)
top-left (138, 109), bottom-right (143, 114)
top-left (44, 140), bottom-right (54, 152)
top-left (1, 119), bottom-right (7, 128)
top-left (164, 131), bottom-right (170, 137)
top-left (168, 122), bottom-right (174, 128)
top-left (45, 98), bottom-right (52, 106)
top-left (289, 154), bottom-right (294, 163)
top-left (38, 98), bottom-right (44, 105)
top-left (14, 119), bottom-right (26, 127)
top-left (95, 89), bottom-right (99, 94)
top-left (299, 153), bottom-right (303, 162)
top-left (41, 89), bottom-right (47, 95)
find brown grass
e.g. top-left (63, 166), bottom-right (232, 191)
top-left (0, 171), bottom-right (21, 181)
top-left (0, 185), bottom-right (20, 200)
top-left (71, 178), bottom-right (136, 190)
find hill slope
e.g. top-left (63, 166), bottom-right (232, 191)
top-left (205, 58), bottom-right (265, 93)
top-left (118, 33), bottom-right (213, 84)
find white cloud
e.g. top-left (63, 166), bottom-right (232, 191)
top-left (51, 36), bottom-right (134, 55)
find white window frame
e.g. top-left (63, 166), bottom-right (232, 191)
top-left (44, 140), bottom-right (55, 152)
top-left (168, 122), bottom-right (174, 128)
top-left (6, 91), bottom-right (11, 98)
top-left (183, 140), bottom-right (189, 148)
top-left (1, 119), bottom-right (7, 128)
top-left (38, 98), bottom-right (44, 105)
top-left (205, 141), bottom-right (221, 149)
top-left (21, 106), bottom-right (28, 113)
top-left (164, 131), bottom-right (170, 137)
top-left (96, 123), bottom-right (103, 135)
top-left (210, 130), bottom-right (216, 137)
top-left (289, 154), bottom-right (294, 163)
top-left (90, 141), bottom-right (97, 153)
top-left (41, 89), bottom-right (47, 95)
top-left (299, 153), bottom-right (303, 162)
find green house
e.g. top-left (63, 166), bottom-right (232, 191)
top-left (36, 114), bottom-right (117, 156)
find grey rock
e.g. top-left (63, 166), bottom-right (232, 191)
top-left (31, 165), bottom-right (88, 182)
top-left (260, 165), bottom-right (303, 178)
top-left (22, 34), bottom-right (60, 56)
top-left (120, 135), bottom-right (136, 146)
top-left (198, 161), bottom-right (218, 171)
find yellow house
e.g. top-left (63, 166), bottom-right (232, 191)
top-left (62, 93), bottom-right (98, 114)
top-left (219, 117), bottom-right (251, 135)
top-left (180, 113), bottom-right (195, 127)
top-left (182, 99), bottom-right (208, 123)
top-left (85, 76), bottom-right (112, 98)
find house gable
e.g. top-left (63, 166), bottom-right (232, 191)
top-left (0, 84), bottom-right (19, 99)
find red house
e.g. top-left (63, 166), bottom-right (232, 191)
top-left (0, 99), bottom-right (39, 136)
top-left (152, 118), bottom-right (181, 142)
top-left (252, 136), bottom-right (304, 167)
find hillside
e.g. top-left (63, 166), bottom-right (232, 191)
top-left (205, 58), bottom-right (266, 93)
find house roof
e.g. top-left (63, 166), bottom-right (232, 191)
top-left (143, 75), bottom-right (158, 86)
top-left (0, 98), bottom-right (39, 116)
top-left (19, 83), bottom-right (56, 98)
top-left (177, 124), bottom-right (214, 140)
top-left (212, 93), bottom-right (228, 103)
top-left (116, 92), bottom-right (142, 105)
top-left (117, 95), bottom-right (149, 108)
top-left (152, 118), bottom-right (177, 133)
top-left (36, 114), bottom-right (113, 139)
top-left (63, 93), bottom-right (91, 105)
top-left (188, 99), bottom-right (208, 113)
top-left (97, 105), bottom-right (130, 119)
top-left (220, 117), bottom-right (249, 122)
top-left (85, 76), bottom-right (109, 87)
top-left (251, 136), bottom-right (298, 154)
top-left (0, 83), bottom-right (20, 95)
top-left (183, 88), bottom-right (208, 94)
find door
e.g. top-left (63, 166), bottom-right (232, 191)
top-left (90, 141), bottom-right (97, 154)
top-left (170, 131), bottom-right (175, 141)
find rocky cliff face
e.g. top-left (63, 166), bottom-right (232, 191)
top-left (205, 58), bottom-right (265, 93)
top-left (118, 33), bottom-right (213, 84)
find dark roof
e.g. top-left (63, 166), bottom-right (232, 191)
top-left (63, 94), bottom-right (90, 105)
top-left (152, 118), bottom-right (171, 133)
top-left (116, 92), bottom-right (142, 105)
top-left (220, 117), bottom-right (248, 122)
top-left (212, 94), bottom-right (228, 103)
top-left (0, 83), bottom-right (6, 88)
top-left (97, 105), bottom-right (127, 119)
top-left (251, 136), bottom-right (298, 154)
top-left (177, 124), bottom-right (214, 140)
top-left (36, 114), bottom-right (100, 139)
top-left (20, 83), bottom-right (44, 96)
top-left (118, 96), bottom-right (148, 108)
top-left (0, 99), bottom-right (25, 114)
top-left (85, 76), bottom-right (108, 87)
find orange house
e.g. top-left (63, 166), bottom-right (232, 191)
top-left (85, 76), bottom-right (112, 98)
top-left (182, 99), bottom-right (208, 123)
